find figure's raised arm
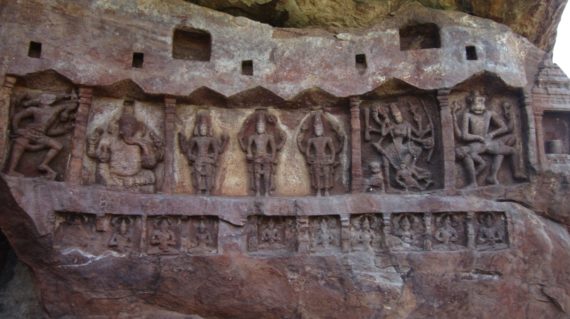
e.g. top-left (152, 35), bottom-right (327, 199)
top-left (12, 108), bottom-right (35, 131)
top-left (488, 111), bottom-right (509, 139)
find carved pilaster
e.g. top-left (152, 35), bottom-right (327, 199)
top-left (0, 75), bottom-right (17, 167)
top-left (424, 213), bottom-right (432, 251)
top-left (437, 89), bottom-right (455, 192)
top-left (297, 216), bottom-right (310, 253)
top-left (522, 89), bottom-right (539, 171)
top-left (382, 212), bottom-right (392, 251)
top-left (466, 212), bottom-right (475, 249)
top-left (163, 97), bottom-right (177, 193)
top-left (66, 87), bottom-right (92, 184)
top-left (350, 97), bottom-right (363, 192)
top-left (340, 214), bottom-right (351, 253)
top-left (533, 106), bottom-right (546, 170)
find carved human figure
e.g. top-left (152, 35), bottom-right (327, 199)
top-left (477, 213), bottom-right (505, 247)
top-left (238, 110), bottom-right (286, 196)
top-left (260, 219), bottom-right (281, 245)
top-left (452, 91), bottom-right (526, 187)
top-left (351, 217), bottom-right (374, 251)
top-left (314, 219), bottom-right (335, 249)
top-left (434, 215), bottom-right (457, 245)
top-left (7, 92), bottom-right (78, 179)
top-left (365, 102), bottom-right (434, 191)
top-left (179, 112), bottom-right (227, 195)
top-left (366, 161), bottom-right (385, 192)
top-left (150, 218), bottom-right (177, 253)
top-left (194, 218), bottom-right (212, 249)
top-left (297, 111), bottom-right (344, 196)
top-left (87, 101), bottom-right (164, 192)
top-left (392, 214), bottom-right (423, 247)
top-left (108, 216), bottom-right (134, 251)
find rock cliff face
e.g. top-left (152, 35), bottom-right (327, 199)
top-left (0, 0), bottom-right (569, 318)
top-left (187, 0), bottom-right (567, 51)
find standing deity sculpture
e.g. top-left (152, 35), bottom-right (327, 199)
top-left (297, 111), bottom-right (345, 196)
top-left (179, 111), bottom-right (228, 195)
top-left (451, 91), bottom-right (526, 187)
top-left (238, 109), bottom-right (286, 196)
top-left (364, 101), bottom-right (435, 192)
top-left (87, 100), bottom-right (164, 192)
top-left (7, 92), bottom-right (78, 179)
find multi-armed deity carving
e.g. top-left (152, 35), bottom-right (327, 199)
top-left (297, 111), bottom-right (345, 196)
top-left (148, 216), bottom-right (178, 254)
top-left (364, 100), bottom-right (435, 192)
top-left (475, 212), bottom-right (508, 250)
top-left (7, 92), bottom-right (78, 179)
top-left (87, 100), bottom-right (164, 192)
top-left (179, 111), bottom-right (228, 195)
top-left (390, 213), bottom-right (425, 250)
top-left (452, 91), bottom-right (526, 187)
top-left (310, 216), bottom-right (341, 252)
top-left (350, 215), bottom-right (383, 252)
top-left (238, 109), bottom-right (286, 196)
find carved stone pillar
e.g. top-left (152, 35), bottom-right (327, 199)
top-left (340, 214), bottom-right (351, 253)
top-left (423, 213), bottom-right (432, 251)
top-left (382, 212), bottom-right (392, 251)
top-left (534, 110), bottom-right (546, 170)
top-left (66, 87), bottom-right (93, 184)
top-left (0, 75), bottom-right (17, 167)
top-left (466, 212), bottom-right (475, 249)
top-left (350, 97), bottom-right (363, 192)
top-left (523, 90), bottom-right (539, 171)
top-left (297, 216), bottom-right (310, 253)
top-left (163, 97), bottom-right (177, 193)
top-left (437, 89), bottom-right (455, 192)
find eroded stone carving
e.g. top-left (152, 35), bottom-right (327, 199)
top-left (364, 101), bottom-right (435, 192)
top-left (54, 212), bottom-right (97, 251)
top-left (365, 161), bottom-right (385, 192)
top-left (178, 111), bottom-right (228, 195)
top-left (350, 214), bottom-right (384, 252)
top-left (247, 216), bottom-right (297, 253)
top-left (310, 216), bottom-right (341, 252)
top-left (185, 216), bottom-right (218, 254)
top-left (147, 216), bottom-right (179, 254)
top-left (432, 213), bottom-right (467, 250)
top-left (390, 213), bottom-right (425, 250)
top-left (297, 111), bottom-right (345, 196)
top-left (452, 91), bottom-right (526, 187)
top-left (475, 212), bottom-right (508, 250)
top-left (87, 100), bottom-right (164, 192)
top-left (107, 215), bottom-right (141, 253)
top-left (238, 109), bottom-right (286, 196)
top-left (7, 92), bottom-right (78, 179)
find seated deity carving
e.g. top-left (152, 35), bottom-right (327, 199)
top-left (391, 214), bottom-right (424, 249)
top-left (451, 91), bottom-right (526, 187)
top-left (238, 109), bottom-right (286, 197)
top-left (364, 101), bottom-right (435, 192)
top-left (179, 111), bottom-right (228, 195)
top-left (192, 218), bottom-right (214, 250)
top-left (297, 111), bottom-right (345, 196)
top-left (107, 216), bottom-right (135, 252)
top-left (476, 213), bottom-right (507, 249)
top-left (149, 217), bottom-right (177, 253)
top-left (350, 216), bottom-right (375, 251)
top-left (7, 92), bottom-right (78, 179)
top-left (87, 100), bottom-right (164, 192)
top-left (434, 214), bottom-right (458, 245)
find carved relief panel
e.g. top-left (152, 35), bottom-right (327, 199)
top-left (431, 213), bottom-right (467, 250)
top-left (449, 77), bottom-right (527, 188)
top-left (183, 216), bottom-right (219, 254)
top-left (350, 214), bottom-right (385, 252)
top-left (309, 216), bottom-right (341, 253)
top-left (146, 216), bottom-right (181, 255)
top-left (297, 110), bottom-right (345, 196)
top-left (389, 213), bottom-right (426, 251)
top-left (107, 215), bottom-right (143, 253)
top-left (85, 98), bottom-right (164, 192)
top-left (360, 93), bottom-right (443, 193)
top-left (473, 212), bottom-right (508, 250)
top-left (5, 72), bottom-right (78, 180)
top-left (54, 212), bottom-right (99, 252)
top-left (247, 215), bottom-right (297, 253)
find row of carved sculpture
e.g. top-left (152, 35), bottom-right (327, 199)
top-left (6, 89), bottom-right (526, 195)
top-left (54, 211), bottom-right (509, 255)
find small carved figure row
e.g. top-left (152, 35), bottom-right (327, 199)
top-left (248, 211), bottom-right (509, 253)
top-left (54, 213), bottom-right (218, 255)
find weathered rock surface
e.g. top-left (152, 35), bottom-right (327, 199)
top-left (0, 0), bottom-right (569, 318)
top-left (187, 0), bottom-right (567, 51)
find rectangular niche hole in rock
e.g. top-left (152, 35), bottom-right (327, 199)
top-left (132, 52), bottom-right (144, 68)
top-left (399, 23), bottom-right (441, 51)
top-left (355, 54), bottom-right (367, 72)
top-left (242, 60), bottom-right (253, 76)
top-left (543, 111), bottom-right (570, 154)
top-left (172, 28), bottom-right (211, 61)
top-left (28, 41), bottom-right (42, 58)
top-left (466, 46), bottom-right (478, 60)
